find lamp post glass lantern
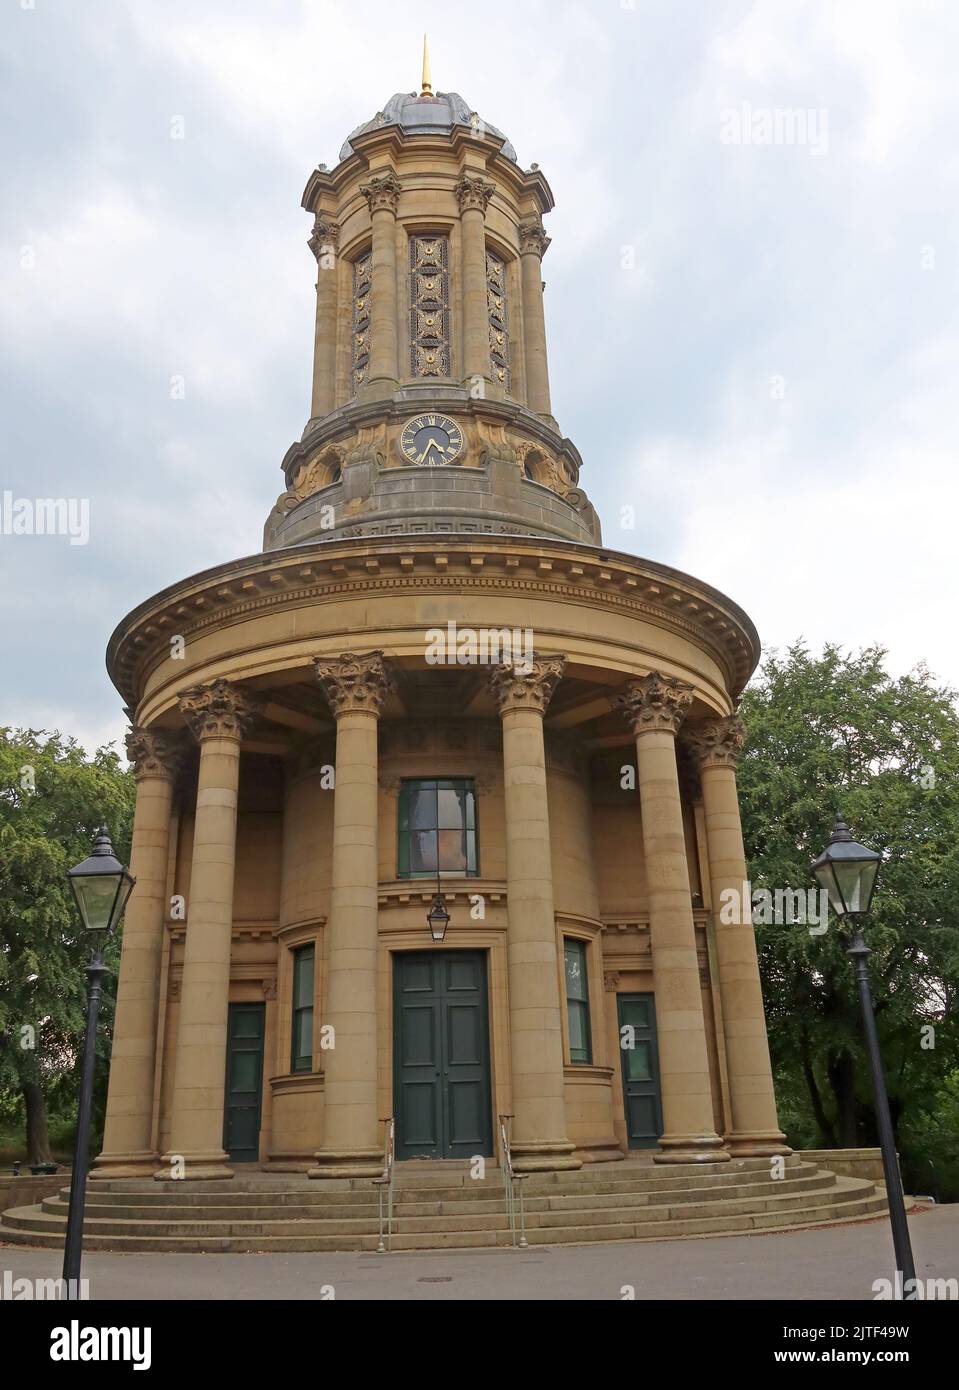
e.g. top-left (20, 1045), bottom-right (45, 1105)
top-left (61, 827), bottom-right (135, 1293)
top-left (810, 819), bottom-right (880, 919)
top-left (811, 817), bottom-right (916, 1294)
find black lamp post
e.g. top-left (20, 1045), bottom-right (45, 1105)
top-left (62, 827), bottom-right (135, 1292)
top-left (426, 872), bottom-right (450, 942)
top-left (811, 818), bottom-right (916, 1293)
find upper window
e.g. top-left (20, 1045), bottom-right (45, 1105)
top-left (290, 943), bottom-right (315, 1073)
top-left (398, 778), bottom-right (477, 878)
top-left (564, 938), bottom-right (592, 1064)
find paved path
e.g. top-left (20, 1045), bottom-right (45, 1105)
top-left (1, 1207), bottom-right (956, 1300)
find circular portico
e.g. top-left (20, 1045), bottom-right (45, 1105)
top-left (94, 531), bottom-right (786, 1181)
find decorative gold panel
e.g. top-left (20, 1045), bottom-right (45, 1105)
top-left (351, 249), bottom-right (372, 394)
top-left (486, 250), bottom-right (510, 389)
top-left (409, 234), bottom-right (451, 377)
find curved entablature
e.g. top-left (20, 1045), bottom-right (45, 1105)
top-left (105, 533), bottom-right (761, 725)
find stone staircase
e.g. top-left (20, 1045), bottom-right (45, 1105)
top-left (0, 1155), bottom-right (886, 1253)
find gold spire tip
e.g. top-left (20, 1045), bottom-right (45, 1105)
top-left (420, 33), bottom-right (432, 97)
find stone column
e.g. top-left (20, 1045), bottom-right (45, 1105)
top-left (309, 652), bottom-right (392, 1179)
top-left (685, 717), bottom-right (790, 1156)
top-left (308, 214), bottom-right (340, 419)
top-left (488, 656), bottom-right (580, 1172)
top-left (360, 172), bottom-right (401, 392)
top-left (615, 673), bottom-right (729, 1164)
top-left (93, 729), bottom-right (184, 1178)
top-left (519, 217), bottom-right (553, 419)
top-left (454, 172), bottom-right (495, 390)
top-left (156, 679), bottom-right (260, 1181)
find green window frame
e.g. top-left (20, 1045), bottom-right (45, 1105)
top-left (564, 938), bottom-right (592, 1064)
top-left (290, 943), bottom-right (315, 1073)
top-left (397, 778), bottom-right (478, 878)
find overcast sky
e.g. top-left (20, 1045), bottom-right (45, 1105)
top-left (2, 0), bottom-right (957, 755)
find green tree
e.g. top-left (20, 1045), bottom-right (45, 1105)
top-left (738, 643), bottom-right (959, 1177)
top-left (0, 730), bottom-right (134, 1164)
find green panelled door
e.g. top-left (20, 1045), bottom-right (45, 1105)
top-left (393, 951), bottom-right (493, 1160)
top-left (223, 1002), bottom-right (266, 1163)
top-left (617, 993), bottom-right (664, 1149)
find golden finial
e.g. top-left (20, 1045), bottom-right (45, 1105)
top-left (420, 33), bottom-right (432, 97)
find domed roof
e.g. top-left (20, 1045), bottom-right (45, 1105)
top-left (338, 91), bottom-right (518, 164)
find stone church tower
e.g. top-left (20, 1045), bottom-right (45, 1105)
top-left (95, 56), bottom-right (787, 1184)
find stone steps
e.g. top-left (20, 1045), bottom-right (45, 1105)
top-left (0, 1165), bottom-right (886, 1254)
top-left (75, 1157), bottom-right (820, 1203)
top-left (34, 1168), bottom-right (835, 1224)
top-left (16, 1183), bottom-right (875, 1238)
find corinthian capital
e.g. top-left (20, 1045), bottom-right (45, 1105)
top-left (519, 217), bottom-right (551, 258)
top-left (453, 173), bottom-right (495, 215)
top-left (177, 679), bottom-right (262, 742)
top-left (360, 172), bottom-right (402, 215)
top-left (614, 671), bottom-right (694, 737)
top-left (683, 716), bottom-right (746, 770)
top-left (314, 651), bottom-right (394, 718)
top-left (308, 214), bottom-right (340, 259)
top-left (488, 654), bottom-right (566, 716)
top-left (126, 727), bottom-right (186, 782)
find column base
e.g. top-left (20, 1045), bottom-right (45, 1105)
top-left (154, 1149), bottom-right (235, 1181)
top-left (90, 1150), bottom-right (160, 1180)
top-left (308, 1147), bottom-right (384, 1180)
top-left (725, 1131), bottom-right (792, 1158)
top-left (510, 1139), bottom-right (582, 1174)
top-left (653, 1133), bottom-right (731, 1164)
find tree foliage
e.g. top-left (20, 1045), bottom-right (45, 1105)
top-left (0, 729), bottom-right (135, 1163)
top-left (738, 643), bottom-right (959, 1194)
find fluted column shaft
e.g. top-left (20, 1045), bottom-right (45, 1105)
top-left (157, 680), bottom-right (260, 1181)
top-left (616, 674), bottom-right (729, 1164)
top-left (94, 730), bottom-right (182, 1178)
top-left (309, 215), bottom-right (340, 418)
top-left (455, 174), bottom-right (495, 388)
top-left (361, 174), bottom-right (401, 391)
top-left (490, 657), bottom-right (580, 1173)
top-left (687, 718), bottom-right (790, 1156)
top-left (310, 653), bottom-right (392, 1179)
top-left (519, 218), bottom-right (553, 417)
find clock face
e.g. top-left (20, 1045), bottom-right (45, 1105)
top-left (400, 413), bottom-right (464, 467)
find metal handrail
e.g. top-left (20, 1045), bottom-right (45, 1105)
top-left (498, 1113), bottom-right (527, 1248)
top-left (373, 1116), bottom-right (395, 1252)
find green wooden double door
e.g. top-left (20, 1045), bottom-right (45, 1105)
top-left (393, 950), bottom-right (493, 1160)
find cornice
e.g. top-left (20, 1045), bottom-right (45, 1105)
top-left (107, 536), bottom-right (760, 713)
top-left (301, 128), bottom-right (553, 216)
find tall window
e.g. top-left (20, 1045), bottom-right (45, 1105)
top-left (290, 944), bottom-right (315, 1073)
top-left (409, 234), bottom-right (451, 377)
top-left (398, 778), bottom-right (477, 878)
top-left (564, 939), bottom-right (592, 1064)
top-left (486, 250), bottom-right (510, 389)
top-left (351, 249), bottom-right (372, 394)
